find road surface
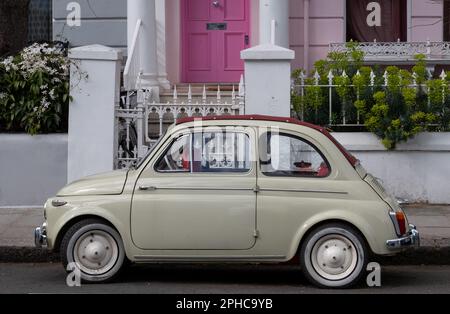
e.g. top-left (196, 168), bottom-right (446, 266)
top-left (0, 263), bottom-right (449, 294)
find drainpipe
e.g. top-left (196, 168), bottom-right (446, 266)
top-left (303, 0), bottom-right (310, 74)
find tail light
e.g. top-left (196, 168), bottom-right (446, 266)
top-left (396, 212), bottom-right (407, 235)
top-left (390, 211), bottom-right (407, 236)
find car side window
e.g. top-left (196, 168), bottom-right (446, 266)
top-left (155, 134), bottom-right (191, 172)
top-left (193, 132), bottom-right (251, 173)
top-left (260, 132), bottom-right (330, 177)
top-left (155, 132), bottom-right (252, 173)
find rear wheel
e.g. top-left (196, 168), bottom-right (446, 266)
top-left (61, 219), bottom-right (126, 283)
top-left (300, 223), bottom-right (368, 288)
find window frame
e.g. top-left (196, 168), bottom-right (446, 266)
top-left (258, 131), bottom-right (332, 179)
top-left (153, 129), bottom-right (254, 175)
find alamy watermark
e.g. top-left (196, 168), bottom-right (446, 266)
top-left (366, 262), bottom-right (382, 287)
top-left (66, 262), bottom-right (82, 287)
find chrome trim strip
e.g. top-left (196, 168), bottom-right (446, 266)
top-left (133, 255), bottom-right (286, 261)
top-left (259, 188), bottom-right (348, 195)
top-left (148, 187), bottom-right (255, 192)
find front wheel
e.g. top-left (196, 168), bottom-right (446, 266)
top-left (61, 219), bottom-right (126, 283)
top-left (300, 223), bottom-right (368, 288)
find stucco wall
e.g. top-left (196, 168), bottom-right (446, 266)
top-left (289, 0), bottom-right (346, 71)
top-left (289, 0), bottom-right (444, 71)
top-left (334, 132), bottom-right (450, 204)
top-left (52, 0), bottom-right (127, 55)
top-left (0, 134), bottom-right (68, 207)
top-left (52, 0), bottom-right (446, 83)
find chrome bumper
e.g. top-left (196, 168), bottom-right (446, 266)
top-left (386, 224), bottom-right (420, 249)
top-left (34, 222), bottom-right (47, 248)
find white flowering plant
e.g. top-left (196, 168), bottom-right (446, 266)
top-left (0, 43), bottom-right (72, 134)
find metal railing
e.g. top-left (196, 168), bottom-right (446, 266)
top-left (329, 41), bottom-right (450, 62)
top-left (115, 76), bottom-right (245, 169)
top-left (292, 69), bottom-right (448, 127)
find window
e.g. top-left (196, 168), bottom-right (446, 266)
top-left (156, 135), bottom-right (191, 172)
top-left (445, 1), bottom-right (450, 41)
top-left (260, 133), bottom-right (330, 178)
top-left (346, 0), bottom-right (407, 42)
top-left (156, 132), bottom-right (252, 173)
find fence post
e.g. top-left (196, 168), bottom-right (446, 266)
top-left (241, 44), bottom-right (295, 117)
top-left (68, 45), bottom-right (122, 183)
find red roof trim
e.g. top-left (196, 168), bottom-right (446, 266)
top-left (176, 115), bottom-right (358, 167)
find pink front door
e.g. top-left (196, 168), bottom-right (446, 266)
top-left (182, 0), bottom-right (250, 83)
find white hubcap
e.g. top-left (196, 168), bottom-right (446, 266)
top-left (73, 230), bottom-right (119, 275)
top-left (311, 234), bottom-right (358, 281)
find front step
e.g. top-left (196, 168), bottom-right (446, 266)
top-left (160, 83), bottom-right (240, 103)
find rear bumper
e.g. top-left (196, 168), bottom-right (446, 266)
top-left (34, 222), bottom-right (47, 248)
top-left (386, 224), bottom-right (420, 249)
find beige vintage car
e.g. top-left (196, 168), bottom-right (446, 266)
top-left (35, 115), bottom-right (419, 288)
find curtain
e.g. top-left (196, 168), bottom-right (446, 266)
top-left (347, 0), bottom-right (406, 42)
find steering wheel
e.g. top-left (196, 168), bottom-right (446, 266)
top-left (164, 156), bottom-right (174, 171)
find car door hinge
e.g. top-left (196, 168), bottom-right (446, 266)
top-left (253, 229), bottom-right (260, 239)
top-left (253, 185), bottom-right (260, 193)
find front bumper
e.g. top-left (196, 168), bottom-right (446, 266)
top-left (386, 224), bottom-right (420, 249)
top-left (34, 222), bottom-right (47, 248)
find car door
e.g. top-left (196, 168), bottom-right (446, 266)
top-left (131, 126), bottom-right (257, 250)
top-left (255, 128), bottom-right (345, 254)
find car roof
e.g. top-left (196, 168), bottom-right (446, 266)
top-left (176, 115), bottom-right (358, 167)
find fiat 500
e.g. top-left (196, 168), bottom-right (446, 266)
top-left (35, 115), bottom-right (419, 288)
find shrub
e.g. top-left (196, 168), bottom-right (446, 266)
top-left (0, 43), bottom-right (72, 134)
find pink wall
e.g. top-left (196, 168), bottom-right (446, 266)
top-left (410, 0), bottom-right (443, 42)
top-left (165, 0), bottom-right (445, 84)
top-left (289, 0), bottom-right (345, 72)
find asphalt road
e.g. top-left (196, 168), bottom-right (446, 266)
top-left (0, 263), bottom-right (449, 294)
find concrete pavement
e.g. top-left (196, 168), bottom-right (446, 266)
top-left (0, 205), bottom-right (449, 248)
top-left (0, 205), bottom-right (448, 263)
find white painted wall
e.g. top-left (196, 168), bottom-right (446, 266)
top-left (0, 134), bottom-right (67, 207)
top-left (68, 45), bottom-right (122, 183)
top-left (334, 133), bottom-right (450, 204)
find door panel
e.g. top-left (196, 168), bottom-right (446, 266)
top-left (224, 0), bottom-right (246, 21)
top-left (187, 0), bottom-right (211, 20)
top-left (183, 0), bottom-right (250, 83)
top-left (131, 128), bottom-right (257, 251)
top-left (188, 33), bottom-right (211, 71)
top-left (223, 33), bottom-right (245, 71)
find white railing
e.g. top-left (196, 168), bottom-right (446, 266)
top-left (115, 77), bottom-right (245, 169)
top-left (123, 19), bottom-right (142, 91)
top-left (292, 69), bottom-right (448, 127)
top-left (329, 41), bottom-right (450, 61)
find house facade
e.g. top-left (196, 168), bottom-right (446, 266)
top-left (53, 0), bottom-right (446, 88)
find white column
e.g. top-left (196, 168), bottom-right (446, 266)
top-left (259, 0), bottom-right (290, 48)
top-left (156, 0), bottom-right (171, 90)
top-left (68, 45), bottom-right (122, 183)
top-left (127, 0), bottom-right (160, 91)
top-left (241, 44), bottom-right (295, 117)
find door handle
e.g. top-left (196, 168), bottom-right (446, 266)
top-left (245, 35), bottom-right (250, 45)
top-left (139, 186), bottom-right (157, 191)
top-left (212, 1), bottom-right (220, 7)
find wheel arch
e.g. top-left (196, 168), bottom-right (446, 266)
top-left (53, 214), bottom-right (119, 253)
top-left (293, 219), bottom-right (372, 260)
top-left (288, 214), bottom-right (378, 261)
